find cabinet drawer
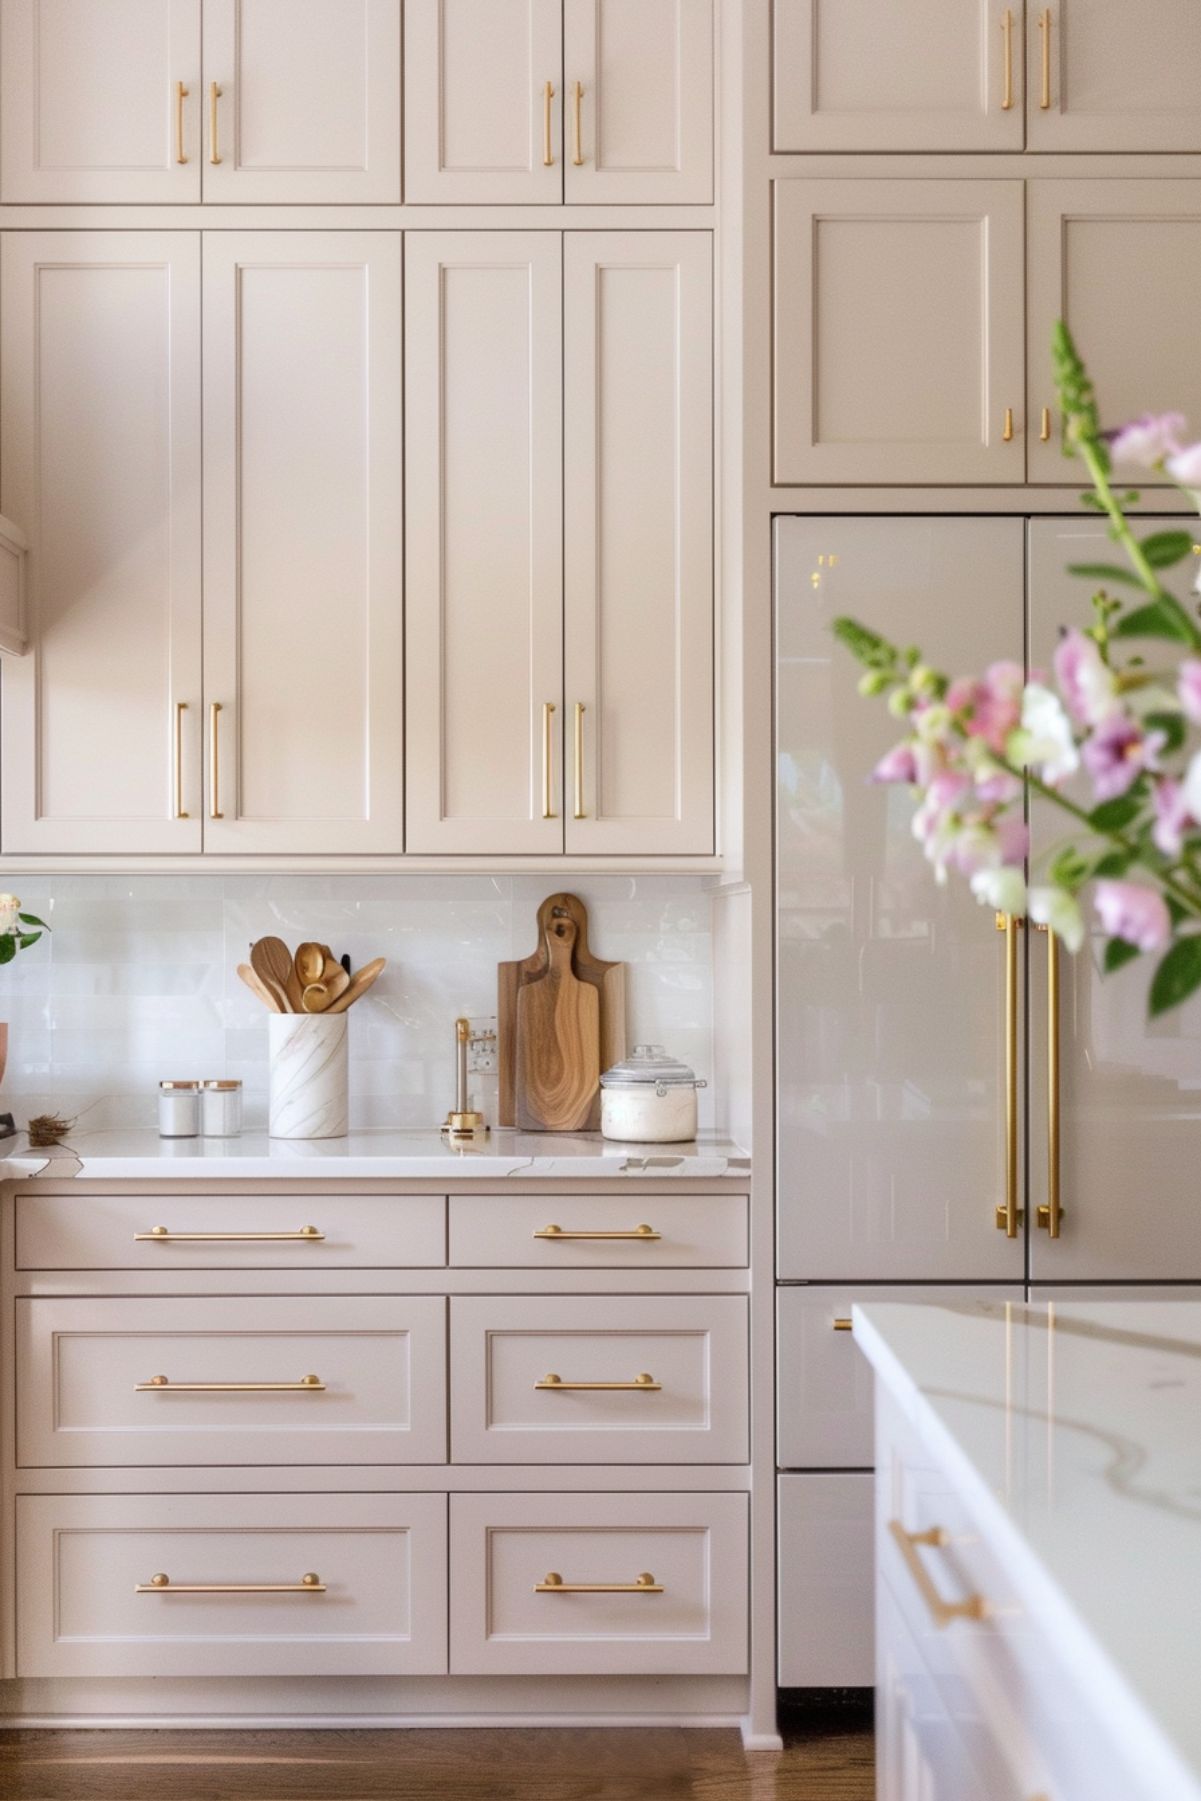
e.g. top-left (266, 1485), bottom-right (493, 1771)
top-left (449, 1492), bottom-right (748, 1675)
top-left (16, 1492), bottom-right (447, 1678)
top-left (15, 1191), bottom-right (446, 1269)
top-left (17, 1296), bottom-right (446, 1466)
top-left (778, 1473), bottom-right (873, 1687)
top-left (450, 1295), bottom-right (748, 1464)
top-left (449, 1193), bottom-right (748, 1269)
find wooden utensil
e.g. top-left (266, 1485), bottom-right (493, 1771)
top-left (251, 935), bottom-right (295, 1010)
top-left (499, 893), bottom-right (625, 1128)
top-left (515, 915), bottom-right (600, 1132)
top-left (325, 956), bottom-right (387, 1013)
top-left (301, 969), bottom-right (350, 1013)
top-left (237, 962), bottom-right (285, 1013)
top-left (295, 941), bottom-right (325, 986)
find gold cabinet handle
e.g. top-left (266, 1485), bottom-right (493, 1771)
top-left (543, 79), bottom-right (555, 166)
top-left (541, 701), bottom-right (557, 819)
top-left (1002, 406), bottom-right (1015, 443)
top-left (1036, 926), bottom-right (1063, 1238)
top-left (1040, 406), bottom-right (1052, 442)
top-left (135, 1225), bottom-right (325, 1242)
top-left (571, 80), bottom-right (584, 165)
top-left (209, 700), bottom-right (224, 819)
top-left (832, 1317), bottom-right (853, 1331)
top-left (1038, 9), bottom-right (1052, 109)
top-left (573, 701), bottom-right (586, 819)
top-left (175, 80), bottom-right (189, 164)
top-left (136, 1373), bottom-right (325, 1393)
top-left (536, 1571), bottom-right (663, 1594)
top-left (889, 1522), bottom-right (989, 1627)
top-left (536, 1371), bottom-right (661, 1392)
top-left (138, 1572), bottom-right (325, 1595)
top-left (1000, 9), bottom-right (1014, 110)
top-left (173, 701), bottom-right (189, 819)
top-left (209, 81), bottom-right (222, 163)
top-left (534, 1223), bottom-right (661, 1242)
top-left (994, 913), bottom-right (1023, 1236)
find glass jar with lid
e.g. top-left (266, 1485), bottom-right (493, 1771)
top-left (200, 1079), bottom-right (243, 1138)
top-left (599, 1044), bottom-right (707, 1143)
top-left (158, 1080), bottom-right (200, 1138)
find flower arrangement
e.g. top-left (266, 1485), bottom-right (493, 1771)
top-left (836, 324), bottom-right (1201, 1018)
top-left (0, 893), bottom-right (48, 965)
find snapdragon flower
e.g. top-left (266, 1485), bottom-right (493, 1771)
top-left (1095, 881), bottom-right (1173, 954)
top-left (1106, 413), bottom-right (1187, 469)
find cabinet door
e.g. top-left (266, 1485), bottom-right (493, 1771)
top-left (773, 0), bottom-right (1023, 152)
top-left (778, 1474), bottom-right (874, 1687)
top-left (563, 0), bottom-right (712, 204)
top-left (775, 517), bottom-right (1027, 1282)
top-left (774, 180), bottom-right (1026, 485)
top-left (1027, 0), bottom-right (1201, 151)
top-left (404, 0), bottom-right (561, 204)
top-left (202, 0), bottom-right (400, 202)
top-left (1028, 182), bottom-right (1201, 484)
top-left (405, 233), bottom-right (562, 854)
top-left (202, 233), bottom-right (403, 854)
top-left (1028, 521), bottom-right (1201, 1281)
top-left (0, 233), bottom-right (202, 855)
top-left (0, 0), bottom-right (201, 201)
top-left (564, 233), bottom-right (713, 855)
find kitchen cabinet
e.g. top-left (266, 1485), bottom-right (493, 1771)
top-left (1028, 181), bottom-right (1201, 483)
top-left (772, 0), bottom-right (1023, 153)
top-left (202, 232), bottom-right (403, 855)
top-left (773, 180), bottom-right (1026, 485)
top-left (0, 232), bottom-right (203, 855)
top-left (0, 0), bottom-right (202, 202)
top-left (1026, 0), bottom-right (1201, 152)
top-left (778, 1474), bottom-right (874, 1687)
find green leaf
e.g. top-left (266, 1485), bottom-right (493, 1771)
top-left (1066, 562), bottom-right (1145, 590)
top-left (1049, 846), bottom-right (1091, 893)
top-left (17, 912), bottom-right (47, 930)
top-left (17, 932), bottom-right (40, 950)
top-left (1093, 848), bottom-right (1136, 879)
top-left (831, 617), bottom-right (895, 668)
top-left (1144, 710), bottom-right (1188, 755)
top-left (1079, 493), bottom-right (1107, 513)
top-left (1150, 936), bottom-right (1201, 1017)
top-left (0, 937), bottom-right (15, 965)
top-left (1139, 530), bottom-right (1196, 570)
top-left (1089, 791), bottom-right (1145, 833)
top-left (1105, 937), bottom-right (1142, 974)
top-left (1167, 894), bottom-right (1192, 928)
top-left (1113, 597), bottom-right (1201, 648)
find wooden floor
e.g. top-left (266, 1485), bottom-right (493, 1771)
top-left (0, 1722), bottom-right (874, 1800)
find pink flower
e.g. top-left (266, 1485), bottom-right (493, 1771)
top-left (1081, 713), bottom-right (1165, 802)
top-left (1094, 880), bottom-right (1172, 954)
top-left (1152, 778), bottom-right (1195, 857)
top-left (947, 661), bottom-right (1024, 756)
top-left (1106, 413), bottom-right (1187, 469)
top-left (1179, 659), bottom-right (1201, 725)
top-left (1054, 629), bottom-right (1118, 728)
top-left (872, 742), bottom-right (918, 784)
top-left (1167, 441), bottom-right (1201, 488)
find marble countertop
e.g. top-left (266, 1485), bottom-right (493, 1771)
top-left (0, 1128), bottom-right (750, 1182)
top-left (855, 1298), bottom-right (1201, 1801)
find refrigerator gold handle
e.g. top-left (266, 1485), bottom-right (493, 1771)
top-left (1036, 926), bottom-right (1063, 1237)
top-left (994, 913), bottom-right (1023, 1237)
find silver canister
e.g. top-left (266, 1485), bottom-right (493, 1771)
top-left (158, 1080), bottom-right (200, 1138)
top-left (200, 1079), bottom-right (243, 1138)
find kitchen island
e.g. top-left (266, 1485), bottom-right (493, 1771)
top-left (855, 1298), bottom-right (1201, 1801)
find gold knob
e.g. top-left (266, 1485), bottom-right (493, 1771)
top-left (150, 1225), bottom-right (168, 1237)
top-left (148, 1375), bottom-right (168, 1387)
top-left (1002, 406), bottom-right (1015, 443)
top-left (299, 1225), bottom-right (320, 1238)
top-left (301, 1572), bottom-right (321, 1587)
top-left (300, 1374), bottom-right (322, 1387)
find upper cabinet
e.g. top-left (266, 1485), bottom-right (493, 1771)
top-left (404, 0), bottom-right (712, 205)
top-left (1026, 0), bottom-right (1201, 151)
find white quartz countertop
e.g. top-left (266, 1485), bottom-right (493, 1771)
top-left (855, 1298), bottom-right (1201, 1801)
top-left (0, 1128), bottom-right (750, 1182)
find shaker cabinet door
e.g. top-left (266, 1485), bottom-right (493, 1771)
top-left (202, 233), bottom-right (403, 854)
top-left (0, 0), bottom-right (201, 201)
top-left (201, 0), bottom-right (401, 202)
top-left (773, 180), bottom-right (1026, 485)
top-left (0, 233), bottom-right (203, 854)
top-left (773, 0), bottom-right (1023, 152)
top-left (1026, 0), bottom-right (1201, 151)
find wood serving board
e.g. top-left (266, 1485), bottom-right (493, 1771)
top-left (515, 915), bottom-right (601, 1132)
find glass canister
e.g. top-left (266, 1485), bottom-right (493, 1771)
top-left (200, 1079), bottom-right (243, 1138)
top-left (158, 1080), bottom-right (200, 1138)
top-left (599, 1044), bottom-right (707, 1143)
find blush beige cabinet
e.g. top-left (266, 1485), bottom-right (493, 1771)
top-left (404, 0), bottom-right (712, 205)
top-left (1025, 0), bottom-right (1201, 151)
top-left (405, 230), bottom-right (713, 856)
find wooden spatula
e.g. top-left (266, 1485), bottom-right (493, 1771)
top-left (325, 956), bottom-right (387, 1013)
top-left (515, 915), bottom-right (600, 1132)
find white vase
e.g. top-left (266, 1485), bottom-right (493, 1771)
top-left (268, 1013), bottom-right (348, 1139)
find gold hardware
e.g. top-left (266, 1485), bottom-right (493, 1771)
top-left (1002, 407), bottom-right (1015, 443)
top-left (1037, 927), bottom-right (1063, 1238)
top-left (1039, 9), bottom-right (1051, 109)
top-left (1000, 10), bottom-right (1014, 110)
top-left (175, 81), bottom-right (189, 164)
top-left (209, 81), bottom-right (222, 162)
top-left (1040, 406), bottom-right (1052, 442)
top-left (534, 1223), bottom-right (661, 1242)
top-left (135, 1225), bottom-right (325, 1242)
top-left (573, 701), bottom-right (586, 819)
top-left (136, 1373), bottom-right (325, 1392)
top-left (137, 1571), bottom-right (325, 1594)
top-left (889, 1521), bottom-right (989, 1627)
top-left (543, 80), bottom-right (555, 166)
top-left (832, 1317), bottom-right (853, 1332)
top-left (173, 701), bottom-right (189, 819)
top-left (209, 701), bottom-right (223, 819)
top-left (994, 913), bottom-right (1023, 1236)
top-left (536, 1571), bottom-right (663, 1594)
top-left (542, 701), bottom-right (557, 819)
top-left (571, 80), bottom-right (584, 166)
top-left (536, 1371), bottom-right (662, 1392)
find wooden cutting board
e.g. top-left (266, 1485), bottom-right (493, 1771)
top-left (515, 915), bottom-right (601, 1132)
top-left (498, 892), bottom-right (626, 1128)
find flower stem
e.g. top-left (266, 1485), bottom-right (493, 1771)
top-left (1078, 438), bottom-right (1172, 603)
top-left (1021, 767), bottom-right (1201, 920)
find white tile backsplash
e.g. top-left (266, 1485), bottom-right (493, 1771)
top-left (0, 876), bottom-right (714, 1133)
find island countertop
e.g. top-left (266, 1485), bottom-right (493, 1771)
top-left (0, 1128), bottom-right (750, 1183)
top-left (855, 1297), bottom-right (1201, 1801)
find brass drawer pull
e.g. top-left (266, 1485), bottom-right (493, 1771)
top-left (1038, 8), bottom-right (1052, 109)
top-left (173, 700), bottom-right (189, 819)
top-left (994, 912), bottom-right (1023, 1237)
top-left (832, 1317), bottom-right (853, 1331)
top-left (536, 1571), bottom-right (662, 1594)
top-left (542, 79), bottom-right (555, 166)
top-left (138, 1571), bottom-right (325, 1595)
top-left (137, 1374), bottom-right (325, 1393)
top-left (571, 79), bottom-right (584, 165)
top-left (209, 700), bottom-right (224, 819)
top-left (573, 701), bottom-right (586, 818)
top-left (1036, 926), bottom-right (1064, 1238)
top-left (175, 80), bottom-right (189, 164)
top-left (135, 1225), bottom-right (325, 1242)
top-left (209, 81), bottom-right (222, 162)
top-left (541, 700), bottom-right (557, 819)
top-left (889, 1521), bottom-right (989, 1627)
top-left (534, 1223), bottom-right (661, 1242)
top-left (536, 1371), bottom-right (661, 1392)
top-left (1000, 9), bottom-right (1014, 110)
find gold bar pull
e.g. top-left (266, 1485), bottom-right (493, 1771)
top-left (176, 80), bottom-right (189, 164)
top-left (136, 1373), bottom-right (325, 1392)
top-left (1000, 9), bottom-right (1014, 110)
top-left (138, 1572), bottom-right (325, 1595)
top-left (571, 80), bottom-right (584, 166)
top-left (209, 701), bottom-right (223, 819)
top-left (209, 81), bottom-right (222, 163)
top-left (541, 701), bottom-right (557, 819)
top-left (573, 701), bottom-right (586, 819)
top-left (832, 1317), bottom-right (853, 1332)
top-left (543, 79), bottom-right (555, 166)
top-left (994, 912), bottom-right (1023, 1236)
top-left (535, 1223), bottom-right (662, 1242)
top-left (536, 1371), bottom-right (662, 1392)
top-left (1036, 927), bottom-right (1063, 1238)
top-left (1039, 9), bottom-right (1052, 109)
top-left (173, 701), bottom-right (189, 819)
top-left (888, 1522), bottom-right (989, 1627)
top-left (136, 1225), bottom-right (325, 1242)
top-left (1002, 406), bottom-right (1015, 443)
top-left (536, 1571), bottom-right (663, 1595)
top-left (1040, 406), bottom-right (1052, 442)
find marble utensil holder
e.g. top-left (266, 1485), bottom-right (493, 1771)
top-left (268, 1013), bottom-right (349, 1139)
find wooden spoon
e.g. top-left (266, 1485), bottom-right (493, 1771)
top-left (325, 956), bottom-right (387, 1013)
top-left (249, 937), bottom-right (292, 1011)
top-left (237, 962), bottom-right (285, 1013)
top-left (294, 941), bottom-right (325, 987)
top-left (301, 969), bottom-right (350, 1013)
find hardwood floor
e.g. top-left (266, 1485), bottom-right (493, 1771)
top-left (0, 1722), bottom-right (874, 1800)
